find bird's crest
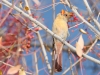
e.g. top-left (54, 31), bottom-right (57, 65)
top-left (61, 9), bottom-right (65, 15)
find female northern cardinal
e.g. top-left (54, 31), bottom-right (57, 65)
top-left (52, 10), bottom-right (73, 72)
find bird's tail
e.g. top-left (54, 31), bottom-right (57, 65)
top-left (55, 52), bottom-right (62, 72)
top-left (54, 40), bottom-right (63, 72)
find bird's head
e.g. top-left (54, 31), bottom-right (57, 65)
top-left (57, 9), bottom-right (74, 22)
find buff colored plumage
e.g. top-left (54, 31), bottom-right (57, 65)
top-left (52, 10), bottom-right (73, 72)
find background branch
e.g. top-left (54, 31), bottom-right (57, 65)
top-left (34, 51), bottom-right (38, 75)
top-left (36, 32), bottom-right (51, 73)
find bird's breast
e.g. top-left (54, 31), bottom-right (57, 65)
top-left (52, 19), bottom-right (68, 40)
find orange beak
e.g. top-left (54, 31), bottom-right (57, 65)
top-left (69, 12), bottom-right (74, 17)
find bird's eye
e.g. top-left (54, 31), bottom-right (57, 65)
top-left (65, 14), bottom-right (67, 16)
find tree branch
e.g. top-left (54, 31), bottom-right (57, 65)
top-left (83, 0), bottom-right (100, 30)
top-left (36, 32), bottom-right (51, 73)
top-left (34, 51), bottom-right (38, 75)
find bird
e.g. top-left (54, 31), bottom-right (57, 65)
top-left (52, 9), bottom-right (73, 72)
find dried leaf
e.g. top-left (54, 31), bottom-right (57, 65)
top-left (78, 35), bottom-right (84, 49)
top-left (76, 35), bottom-right (84, 57)
top-left (24, 6), bottom-right (29, 11)
top-left (7, 65), bottom-right (21, 74)
top-left (76, 42), bottom-right (83, 57)
top-left (33, 0), bottom-right (41, 6)
top-left (97, 53), bottom-right (100, 58)
top-left (87, 17), bottom-right (91, 22)
top-left (0, 70), bottom-right (2, 75)
top-left (18, 47), bottom-right (23, 52)
top-left (19, 69), bottom-right (26, 75)
top-left (44, 43), bottom-right (50, 52)
top-left (79, 29), bottom-right (87, 34)
top-left (40, 51), bottom-right (44, 63)
top-left (0, 37), bottom-right (2, 47)
top-left (34, 27), bottom-right (42, 31)
top-left (38, 27), bottom-right (42, 30)
top-left (0, 4), bottom-right (2, 9)
top-left (19, 1), bottom-right (23, 8)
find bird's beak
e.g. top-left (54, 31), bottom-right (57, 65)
top-left (69, 12), bottom-right (74, 17)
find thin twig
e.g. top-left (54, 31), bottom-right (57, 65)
top-left (51, 0), bottom-right (56, 75)
top-left (31, 2), bottom-right (61, 11)
top-left (68, 48), bottom-right (74, 75)
top-left (36, 32), bottom-right (51, 73)
top-left (97, 12), bottom-right (100, 20)
top-left (0, 0), bottom-right (18, 27)
top-left (21, 56), bottom-right (27, 70)
top-left (34, 51), bottom-right (38, 75)
top-left (52, 0), bottom-right (55, 20)
top-left (69, 22), bottom-right (84, 29)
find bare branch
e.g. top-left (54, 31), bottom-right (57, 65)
top-left (68, 48), bottom-right (74, 75)
top-left (83, 0), bottom-right (100, 30)
top-left (52, 0), bottom-right (55, 20)
top-left (36, 32), bottom-right (51, 73)
top-left (34, 51), bottom-right (38, 75)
